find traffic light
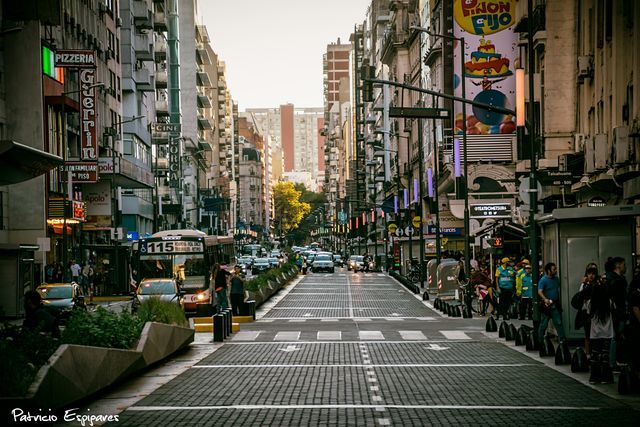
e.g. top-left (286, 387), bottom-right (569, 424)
top-left (486, 237), bottom-right (503, 248)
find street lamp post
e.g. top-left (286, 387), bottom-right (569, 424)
top-left (410, 26), bottom-right (470, 276)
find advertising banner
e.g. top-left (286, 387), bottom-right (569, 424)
top-left (168, 134), bottom-right (180, 188)
top-left (61, 162), bottom-right (98, 182)
top-left (453, 0), bottom-right (518, 136)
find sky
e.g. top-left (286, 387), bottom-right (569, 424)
top-left (198, 0), bottom-right (371, 111)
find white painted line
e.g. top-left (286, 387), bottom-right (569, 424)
top-left (257, 319), bottom-right (275, 323)
top-left (370, 386), bottom-right (379, 391)
top-left (399, 330), bottom-right (428, 341)
top-left (385, 318), bottom-right (405, 321)
top-left (375, 407), bottom-right (386, 412)
top-left (378, 274), bottom-right (385, 277)
top-left (346, 273), bottom-right (354, 318)
top-left (129, 405), bottom-right (604, 411)
top-left (359, 331), bottom-right (385, 340)
top-left (377, 418), bottom-right (391, 425)
top-left (274, 331), bottom-right (300, 341)
top-left (371, 396), bottom-right (383, 402)
top-left (193, 363), bottom-right (538, 369)
top-left (356, 318), bottom-right (372, 321)
top-left (321, 319), bottom-right (340, 322)
top-left (367, 378), bottom-right (378, 383)
top-left (232, 331), bottom-right (261, 341)
top-left (223, 340), bottom-right (466, 345)
top-left (416, 317), bottom-right (438, 321)
top-left (317, 331), bottom-right (342, 341)
top-left (439, 330), bottom-right (472, 340)
top-left (288, 319), bottom-right (307, 323)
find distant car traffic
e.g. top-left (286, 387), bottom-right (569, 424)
top-left (251, 258), bottom-right (271, 275)
top-left (37, 283), bottom-right (86, 322)
top-left (348, 256), bottom-right (365, 272)
top-left (267, 257), bottom-right (280, 268)
top-left (312, 254), bottom-right (335, 273)
top-left (132, 278), bottom-right (183, 312)
top-left (333, 254), bottom-right (344, 267)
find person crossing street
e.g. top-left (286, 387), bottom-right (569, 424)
top-left (495, 257), bottom-right (516, 320)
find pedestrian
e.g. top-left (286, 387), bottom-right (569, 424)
top-left (605, 257), bottom-right (628, 370)
top-left (572, 264), bottom-right (599, 355)
top-left (626, 272), bottom-right (640, 391)
top-left (296, 254), bottom-right (303, 272)
top-left (538, 262), bottom-right (566, 344)
top-left (70, 259), bottom-right (81, 284)
top-left (23, 290), bottom-right (59, 337)
top-left (301, 257), bottom-right (308, 275)
top-left (495, 257), bottom-right (516, 320)
top-left (469, 267), bottom-right (491, 315)
top-left (588, 280), bottom-right (615, 384)
top-left (212, 263), bottom-right (230, 309)
top-left (45, 263), bottom-right (54, 283)
top-left (230, 266), bottom-right (245, 316)
top-left (518, 263), bottom-right (534, 320)
top-left (54, 263), bottom-right (63, 282)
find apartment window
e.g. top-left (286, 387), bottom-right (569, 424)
top-left (109, 70), bottom-right (116, 98)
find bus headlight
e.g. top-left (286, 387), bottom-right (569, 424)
top-left (196, 293), bottom-right (206, 301)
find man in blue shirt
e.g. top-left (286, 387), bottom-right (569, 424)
top-left (538, 262), bottom-right (566, 342)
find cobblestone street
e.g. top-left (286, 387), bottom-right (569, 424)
top-left (85, 271), bottom-right (640, 426)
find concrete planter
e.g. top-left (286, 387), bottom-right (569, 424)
top-left (25, 322), bottom-right (194, 410)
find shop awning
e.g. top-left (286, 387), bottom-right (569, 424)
top-left (471, 221), bottom-right (527, 238)
top-left (0, 140), bottom-right (63, 185)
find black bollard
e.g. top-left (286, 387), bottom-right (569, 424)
top-left (539, 336), bottom-right (555, 358)
top-left (504, 323), bottom-right (515, 341)
top-left (515, 326), bottom-right (528, 346)
top-left (571, 347), bottom-right (589, 373)
top-left (423, 292), bottom-right (430, 301)
top-left (224, 308), bottom-right (232, 336)
top-left (220, 310), bottom-right (228, 338)
top-left (526, 329), bottom-right (539, 351)
top-left (555, 341), bottom-right (571, 365)
top-left (485, 316), bottom-right (498, 332)
top-left (618, 366), bottom-right (634, 395)
top-left (213, 314), bottom-right (224, 342)
top-left (454, 305), bottom-right (462, 317)
top-left (498, 321), bottom-right (508, 338)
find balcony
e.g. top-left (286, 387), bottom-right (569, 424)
top-left (197, 115), bottom-right (213, 130)
top-left (134, 33), bottom-right (153, 60)
top-left (99, 155), bottom-right (154, 188)
top-left (155, 69), bottom-right (167, 88)
top-left (132, 0), bottom-right (153, 29)
top-left (155, 99), bottom-right (169, 116)
top-left (218, 94), bottom-right (226, 104)
top-left (134, 68), bottom-right (154, 92)
top-left (197, 93), bottom-right (212, 108)
top-left (196, 44), bottom-right (211, 65)
top-left (154, 38), bottom-right (167, 60)
top-left (380, 26), bottom-right (407, 65)
top-left (218, 78), bottom-right (226, 89)
top-left (153, 11), bottom-right (167, 31)
top-left (196, 25), bottom-right (210, 43)
top-left (196, 70), bottom-right (212, 87)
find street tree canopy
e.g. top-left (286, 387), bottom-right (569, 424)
top-left (273, 182), bottom-right (311, 233)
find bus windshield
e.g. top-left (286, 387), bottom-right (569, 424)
top-left (138, 254), bottom-right (206, 290)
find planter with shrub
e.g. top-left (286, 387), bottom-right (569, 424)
top-left (0, 298), bottom-right (193, 409)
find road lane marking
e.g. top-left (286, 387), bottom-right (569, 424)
top-left (359, 331), bottom-right (385, 340)
top-left (439, 330), bottom-right (472, 340)
top-left (278, 345), bottom-right (301, 353)
top-left (317, 331), bottom-right (341, 340)
top-left (346, 273), bottom-right (354, 318)
top-left (192, 363), bottom-right (540, 368)
top-left (399, 331), bottom-right (427, 340)
top-left (371, 396), bottom-right (383, 402)
top-left (232, 331), bottom-right (261, 341)
top-left (288, 319), bottom-right (307, 323)
top-left (370, 386), bottom-right (379, 391)
top-left (425, 344), bottom-right (449, 351)
top-left (274, 331), bottom-right (300, 341)
top-left (378, 418), bottom-right (391, 425)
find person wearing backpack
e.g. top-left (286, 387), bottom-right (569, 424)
top-left (588, 280), bottom-right (615, 384)
top-left (571, 265), bottom-right (598, 356)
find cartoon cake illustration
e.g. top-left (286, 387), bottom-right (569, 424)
top-left (465, 39), bottom-right (512, 78)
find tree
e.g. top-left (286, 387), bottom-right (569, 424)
top-left (273, 182), bottom-right (311, 234)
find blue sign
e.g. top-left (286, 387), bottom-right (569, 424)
top-left (427, 226), bottom-right (463, 236)
top-left (126, 231), bottom-right (140, 241)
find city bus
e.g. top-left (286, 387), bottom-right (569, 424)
top-left (131, 230), bottom-right (235, 314)
top-left (241, 244), bottom-right (263, 257)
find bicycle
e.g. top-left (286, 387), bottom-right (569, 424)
top-left (458, 280), bottom-right (482, 317)
top-left (406, 259), bottom-right (426, 284)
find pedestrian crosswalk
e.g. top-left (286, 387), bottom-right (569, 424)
top-left (231, 330), bottom-right (475, 342)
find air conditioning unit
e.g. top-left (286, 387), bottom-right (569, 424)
top-left (584, 137), bottom-right (595, 173)
top-left (577, 56), bottom-right (593, 81)
top-left (574, 133), bottom-right (585, 152)
top-left (613, 126), bottom-right (630, 164)
top-left (116, 17), bottom-right (122, 28)
top-left (593, 133), bottom-right (608, 170)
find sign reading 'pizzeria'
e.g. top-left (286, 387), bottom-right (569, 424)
top-left (469, 203), bottom-right (512, 219)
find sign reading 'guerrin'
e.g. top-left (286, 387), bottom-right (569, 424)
top-left (54, 50), bottom-right (97, 68)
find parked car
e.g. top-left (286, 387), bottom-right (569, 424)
top-left (333, 254), bottom-right (344, 267)
top-left (37, 283), bottom-right (86, 322)
top-left (251, 258), bottom-right (271, 275)
top-left (347, 255), bottom-right (365, 272)
top-left (132, 278), bottom-right (183, 312)
top-left (312, 254), bottom-right (335, 273)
